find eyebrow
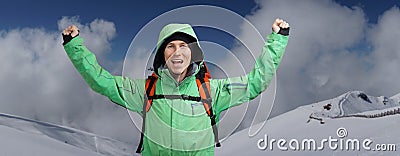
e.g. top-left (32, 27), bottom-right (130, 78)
top-left (167, 41), bottom-right (187, 45)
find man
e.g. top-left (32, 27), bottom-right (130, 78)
top-left (62, 18), bottom-right (289, 156)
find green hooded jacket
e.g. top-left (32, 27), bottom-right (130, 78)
top-left (63, 23), bottom-right (288, 156)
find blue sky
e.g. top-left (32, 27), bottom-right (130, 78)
top-left (336, 0), bottom-right (400, 23)
top-left (1, 0), bottom-right (257, 60)
top-left (2, 0), bottom-right (398, 60)
top-left (1, 0), bottom-right (400, 146)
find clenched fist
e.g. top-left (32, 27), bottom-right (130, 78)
top-left (62, 25), bottom-right (80, 45)
top-left (272, 18), bottom-right (290, 36)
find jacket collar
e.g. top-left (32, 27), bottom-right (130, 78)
top-left (157, 62), bottom-right (201, 85)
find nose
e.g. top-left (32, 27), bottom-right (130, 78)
top-left (173, 46), bottom-right (185, 55)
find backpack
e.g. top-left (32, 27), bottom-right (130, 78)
top-left (136, 63), bottom-right (221, 153)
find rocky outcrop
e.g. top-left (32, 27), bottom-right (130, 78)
top-left (307, 91), bottom-right (400, 124)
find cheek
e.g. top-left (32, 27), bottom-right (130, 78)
top-left (185, 50), bottom-right (192, 61)
top-left (164, 50), bottom-right (172, 61)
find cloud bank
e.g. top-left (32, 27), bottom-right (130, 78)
top-left (231, 0), bottom-right (400, 119)
top-left (0, 17), bottom-right (136, 144)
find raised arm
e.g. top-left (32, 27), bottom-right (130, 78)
top-left (211, 18), bottom-right (290, 114)
top-left (62, 26), bottom-right (144, 113)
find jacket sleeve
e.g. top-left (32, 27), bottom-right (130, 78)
top-left (63, 36), bottom-right (144, 114)
top-left (211, 32), bottom-right (288, 114)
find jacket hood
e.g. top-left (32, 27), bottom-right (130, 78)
top-left (153, 23), bottom-right (204, 74)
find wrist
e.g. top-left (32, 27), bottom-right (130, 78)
top-left (277, 27), bottom-right (289, 36)
top-left (62, 31), bottom-right (80, 45)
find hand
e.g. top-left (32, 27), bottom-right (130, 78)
top-left (272, 18), bottom-right (290, 35)
top-left (62, 25), bottom-right (79, 45)
top-left (62, 25), bottom-right (79, 37)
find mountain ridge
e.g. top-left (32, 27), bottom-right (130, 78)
top-left (216, 90), bottom-right (400, 156)
top-left (0, 112), bottom-right (133, 156)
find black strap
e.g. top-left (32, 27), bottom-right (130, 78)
top-left (149, 94), bottom-right (201, 101)
top-left (196, 65), bottom-right (221, 147)
top-left (146, 76), bottom-right (158, 95)
top-left (62, 30), bottom-right (79, 45)
top-left (211, 115), bottom-right (221, 147)
top-left (277, 27), bottom-right (290, 36)
top-left (136, 104), bottom-right (146, 153)
top-left (136, 76), bottom-right (157, 153)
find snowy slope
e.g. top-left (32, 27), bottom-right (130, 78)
top-left (0, 113), bottom-right (134, 156)
top-left (1, 91), bottom-right (399, 156)
top-left (216, 91), bottom-right (400, 156)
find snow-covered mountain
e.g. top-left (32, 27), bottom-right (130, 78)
top-left (216, 91), bottom-right (400, 156)
top-left (1, 91), bottom-right (399, 156)
top-left (0, 113), bottom-right (134, 156)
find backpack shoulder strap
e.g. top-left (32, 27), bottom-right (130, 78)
top-left (145, 73), bottom-right (158, 112)
top-left (195, 62), bottom-right (221, 147)
top-left (136, 73), bottom-right (158, 153)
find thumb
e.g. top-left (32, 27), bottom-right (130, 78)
top-left (70, 25), bottom-right (80, 37)
top-left (272, 18), bottom-right (282, 33)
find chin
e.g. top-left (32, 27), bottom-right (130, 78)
top-left (170, 69), bottom-right (185, 75)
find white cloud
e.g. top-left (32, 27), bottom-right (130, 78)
top-left (0, 17), bottom-right (135, 144)
top-left (232, 0), bottom-right (368, 117)
top-left (366, 6), bottom-right (400, 95)
top-left (225, 0), bottom-right (400, 121)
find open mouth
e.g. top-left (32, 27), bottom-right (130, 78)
top-left (171, 59), bottom-right (183, 64)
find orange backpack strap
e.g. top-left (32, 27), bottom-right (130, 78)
top-left (195, 62), bottom-right (221, 147)
top-left (136, 73), bottom-right (158, 153)
top-left (145, 73), bottom-right (158, 112)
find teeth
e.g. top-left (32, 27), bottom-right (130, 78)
top-left (171, 60), bottom-right (183, 63)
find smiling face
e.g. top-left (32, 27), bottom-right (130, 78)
top-left (164, 40), bottom-right (192, 78)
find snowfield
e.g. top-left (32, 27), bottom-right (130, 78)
top-left (0, 113), bottom-right (133, 156)
top-left (216, 91), bottom-right (400, 156)
top-left (1, 91), bottom-right (399, 155)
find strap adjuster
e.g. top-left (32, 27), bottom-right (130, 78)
top-left (181, 94), bottom-right (189, 99)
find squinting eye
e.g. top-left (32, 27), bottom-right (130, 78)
top-left (167, 45), bottom-right (174, 49)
